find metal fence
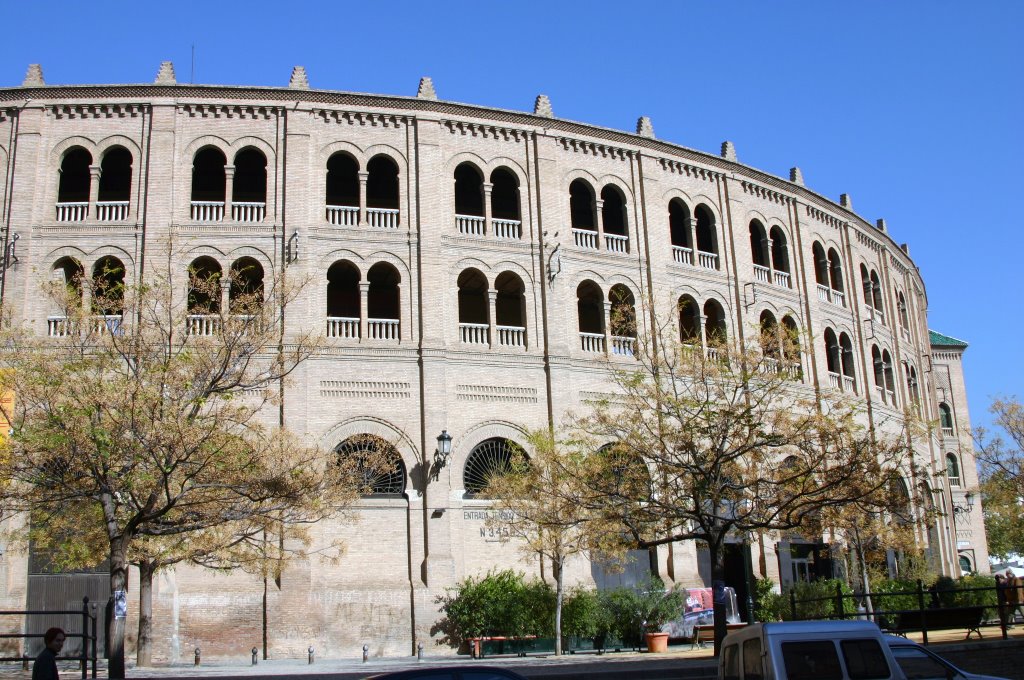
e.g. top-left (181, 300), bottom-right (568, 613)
top-left (0, 597), bottom-right (98, 679)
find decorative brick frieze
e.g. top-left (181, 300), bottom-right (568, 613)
top-left (179, 104), bottom-right (278, 120)
top-left (48, 104), bottom-right (144, 119)
top-left (455, 385), bottom-right (537, 404)
top-left (740, 180), bottom-right (794, 206)
top-left (855, 229), bottom-right (882, 253)
top-left (314, 109), bottom-right (407, 128)
top-left (319, 381), bottom-right (412, 399)
top-left (556, 136), bottom-right (631, 161)
top-left (658, 158), bottom-right (720, 182)
top-left (805, 204), bottom-right (845, 230)
top-left (442, 119), bottom-right (529, 142)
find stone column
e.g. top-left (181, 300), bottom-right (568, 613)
top-left (220, 277), bottom-right (230, 316)
top-left (359, 281), bottom-right (370, 340)
top-left (763, 237), bottom-right (774, 282)
top-left (487, 288), bottom-right (497, 348)
top-left (595, 199), bottom-right (605, 249)
top-left (88, 165), bottom-right (102, 218)
top-left (223, 164), bottom-right (236, 220)
top-left (698, 313), bottom-right (709, 349)
top-left (358, 171), bottom-right (369, 226)
top-left (688, 217), bottom-right (699, 263)
top-left (603, 300), bottom-right (612, 354)
top-left (482, 182), bottom-right (493, 236)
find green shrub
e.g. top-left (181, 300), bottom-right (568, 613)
top-left (597, 579), bottom-right (685, 646)
top-left (782, 579), bottom-right (855, 620)
top-left (870, 578), bottom-right (922, 616)
top-left (562, 587), bottom-right (605, 639)
top-left (433, 569), bottom-right (555, 646)
top-left (754, 578), bottom-right (784, 622)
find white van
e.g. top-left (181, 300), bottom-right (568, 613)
top-left (720, 621), bottom-right (904, 680)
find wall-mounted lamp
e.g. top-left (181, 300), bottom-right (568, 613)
top-left (431, 429), bottom-right (452, 480)
top-left (2, 233), bottom-right (19, 273)
top-left (286, 230), bottom-right (300, 264)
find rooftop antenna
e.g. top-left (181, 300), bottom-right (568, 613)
top-left (190, 44), bottom-right (195, 84)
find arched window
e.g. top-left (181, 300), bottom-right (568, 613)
top-left (770, 226), bottom-right (790, 286)
top-left (232, 148), bottom-right (267, 222)
top-left (569, 179), bottom-right (596, 231)
top-left (759, 310), bottom-right (780, 362)
top-left (600, 185), bottom-right (628, 252)
top-left (463, 438), bottom-right (527, 497)
top-left (187, 257), bottom-right (222, 335)
top-left (939, 403), bottom-right (954, 433)
top-left (454, 162), bottom-right (484, 215)
top-left (781, 316), bottom-right (800, 367)
top-left (872, 345), bottom-right (885, 398)
top-left (490, 167), bottom-right (521, 232)
top-left (812, 242), bottom-right (829, 288)
top-left (52, 257), bottom-right (84, 301)
top-left (749, 220), bottom-right (769, 270)
top-left (457, 268), bottom-right (489, 345)
top-left (871, 271), bottom-right (885, 323)
top-left (839, 332), bottom-right (856, 392)
top-left (97, 147), bottom-right (132, 221)
top-left (704, 299), bottom-right (727, 347)
top-left (228, 257), bottom-right (264, 314)
top-left (609, 285), bottom-right (636, 356)
top-left (367, 262), bottom-right (400, 340)
top-left (47, 257), bottom-right (84, 337)
top-left (336, 435), bottom-right (406, 496)
top-left (91, 256), bottom-right (125, 318)
top-left (824, 328), bottom-right (841, 381)
top-left (882, 349), bottom-right (896, 404)
top-left (191, 147), bottom-right (226, 221)
top-left (827, 249), bottom-right (844, 293)
top-left (861, 265), bottom-right (872, 309)
top-left (678, 295), bottom-right (700, 344)
top-left (695, 205), bottom-right (718, 269)
top-left (326, 152), bottom-right (359, 225)
top-left (367, 155), bottom-right (400, 210)
top-left (326, 260), bottom-right (360, 338)
top-left (946, 453), bottom-right (961, 487)
top-left (577, 281), bottom-right (604, 353)
top-left (669, 199), bottom-right (692, 262)
top-left (897, 290), bottom-right (910, 335)
top-left (494, 271), bottom-right (526, 348)
top-left (56, 147), bottom-right (92, 222)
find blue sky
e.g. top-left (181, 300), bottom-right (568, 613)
top-left (2, 1), bottom-right (1020, 431)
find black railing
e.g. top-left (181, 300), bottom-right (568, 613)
top-left (787, 579), bottom-right (1015, 646)
top-left (0, 596), bottom-right (98, 679)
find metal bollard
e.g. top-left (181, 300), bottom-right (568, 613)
top-left (362, 644), bottom-right (369, 663)
top-left (252, 647), bottom-right (258, 665)
top-left (308, 646), bottom-right (315, 664)
top-left (194, 647), bottom-right (201, 666)
top-left (417, 642), bottom-right (424, 661)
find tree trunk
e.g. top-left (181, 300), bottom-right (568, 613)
top-left (136, 559), bottom-right (155, 667)
top-left (554, 556), bottom-right (564, 656)
top-left (711, 536), bottom-right (727, 657)
top-left (107, 538), bottom-right (129, 680)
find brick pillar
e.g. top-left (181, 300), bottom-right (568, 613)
top-left (220, 277), bottom-right (230, 316)
top-left (487, 288), bottom-right (497, 348)
top-left (358, 171), bottom-right (369, 226)
top-left (595, 199), bottom-right (605, 249)
top-left (482, 182), bottom-right (493, 237)
top-left (603, 300), bottom-right (612, 354)
top-left (764, 237), bottom-right (774, 282)
top-left (699, 313), bottom-right (709, 349)
top-left (688, 217), bottom-right (699, 262)
top-left (224, 164), bottom-right (236, 221)
top-left (88, 165), bottom-right (102, 219)
top-left (359, 281), bottom-right (370, 340)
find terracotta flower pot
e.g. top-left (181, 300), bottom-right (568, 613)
top-left (645, 631), bottom-right (669, 653)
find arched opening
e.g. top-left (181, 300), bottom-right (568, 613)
top-left (576, 281), bottom-right (604, 352)
top-left (839, 333), bottom-right (856, 391)
top-left (52, 257), bottom-right (84, 301)
top-left (609, 285), bottom-right (636, 356)
top-left (897, 291), bottom-right (910, 334)
top-left (872, 345), bottom-right (885, 398)
top-left (861, 265), bottom-right (872, 309)
top-left (228, 257), bottom-right (264, 314)
top-left (812, 242), bottom-right (828, 287)
top-left (463, 438), bottom-right (527, 497)
top-left (367, 262), bottom-right (401, 340)
top-left (694, 205), bottom-right (718, 268)
top-left (494, 271), bottom-right (526, 348)
top-left (669, 199), bottom-right (692, 252)
top-left (367, 155), bottom-right (399, 209)
top-left (770, 226), bottom-right (790, 283)
top-left (882, 349), bottom-right (896, 404)
top-left (828, 249), bottom-right (844, 294)
top-left (490, 167), bottom-right (520, 221)
top-left (678, 295), bottom-right (700, 344)
top-left (336, 435), bottom-right (406, 496)
top-left (569, 179), bottom-right (595, 231)
top-left (232, 148), bottom-right (267, 222)
top-left (326, 152), bottom-right (359, 209)
top-left (906, 364), bottom-right (920, 413)
top-left (781, 316), bottom-right (800, 369)
top-left (191, 147), bottom-right (226, 221)
top-left (56, 147), bottom-right (91, 221)
top-left (939, 403), bottom-right (954, 433)
top-left (47, 258), bottom-right (84, 337)
top-left (600, 186), bottom-right (628, 251)
top-left (704, 299), bottom-right (727, 346)
top-left (871, 271), bottom-right (885, 321)
top-left (454, 163), bottom-right (484, 217)
top-left (97, 147), bottom-right (132, 220)
top-left (91, 256), bottom-right (125, 318)
top-left (457, 268), bottom-right (489, 345)
top-left (759, 310), bottom-right (780, 362)
top-left (187, 257), bottom-right (223, 335)
top-left (946, 453), bottom-right (961, 487)
top-left (749, 221), bottom-right (769, 269)
top-left (824, 327), bottom-right (841, 376)
top-left (326, 260), bottom-right (360, 338)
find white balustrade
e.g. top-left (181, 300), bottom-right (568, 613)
top-left (774, 270), bottom-right (791, 288)
top-left (870, 307), bottom-right (885, 325)
top-left (828, 372), bottom-right (841, 390)
top-left (456, 214), bottom-right (485, 236)
top-left (705, 346), bottom-right (722, 362)
top-left (941, 426), bottom-right (954, 438)
top-left (366, 318), bottom-right (400, 340)
top-left (672, 246), bottom-right (693, 265)
top-left (753, 265), bottom-right (771, 283)
top-left (96, 201), bottom-right (129, 221)
top-left (367, 208), bottom-right (400, 229)
top-left (232, 201), bottom-right (266, 223)
top-left (611, 335), bottom-right (636, 357)
top-left (497, 325), bottom-right (525, 348)
top-left (875, 385), bottom-right (885, 402)
top-left (886, 389), bottom-right (896, 404)
top-left (326, 317), bottom-right (360, 339)
top-left (579, 332), bottom-right (605, 353)
top-left (832, 290), bottom-right (845, 307)
top-left (786, 362), bottom-right (803, 380)
top-left (187, 314), bottom-right (221, 336)
top-left (90, 315), bottom-right (123, 335)
top-left (948, 475), bottom-right (961, 488)
top-left (460, 322), bottom-right (490, 345)
top-left (492, 218), bottom-right (521, 240)
top-left (191, 201), bottom-right (224, 221)
top-left (573, 228), bottom-right (598, 250)
top-left (605, 233), bottom-right (628, 254)
top-left (698, 251), bottom-right (719, 270)
top-left (762, 357), bottom-right (781, 374)
top-left (327, 205), bottom-right (359, 226)
top-left (55, 202), bottom-right (89, 222)
top-left (47, 316), bottom-right (70, 337)
top-left (843, 375), bottom-right (856, 393)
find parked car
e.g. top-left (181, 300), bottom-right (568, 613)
top-left (365, 667), bottom-right (529, 680)
top-left (885, 636), bottom-right (1010, 680)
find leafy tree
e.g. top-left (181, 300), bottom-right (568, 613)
top-left (976, 398), bottom-right (1024, 560)
top-left (572, 307), bottom-right (916, 654)
top-left (0, 262), bottom-right (388, 673)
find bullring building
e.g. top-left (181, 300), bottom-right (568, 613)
top-left (0, 63), bottom-right (987, 660)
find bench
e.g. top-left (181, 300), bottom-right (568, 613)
top-left (887, 606), bottom-right (985, 640)
top-left (691, 622), bottom-right (748, 649)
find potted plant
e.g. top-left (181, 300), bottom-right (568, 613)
top-left (637, 583), bottom-right (685, 653)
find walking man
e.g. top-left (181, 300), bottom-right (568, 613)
top-left (32, 627), bottom-right (64, 680)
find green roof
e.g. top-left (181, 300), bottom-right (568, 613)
top-left (929, 330), bottom-right (969, 348)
